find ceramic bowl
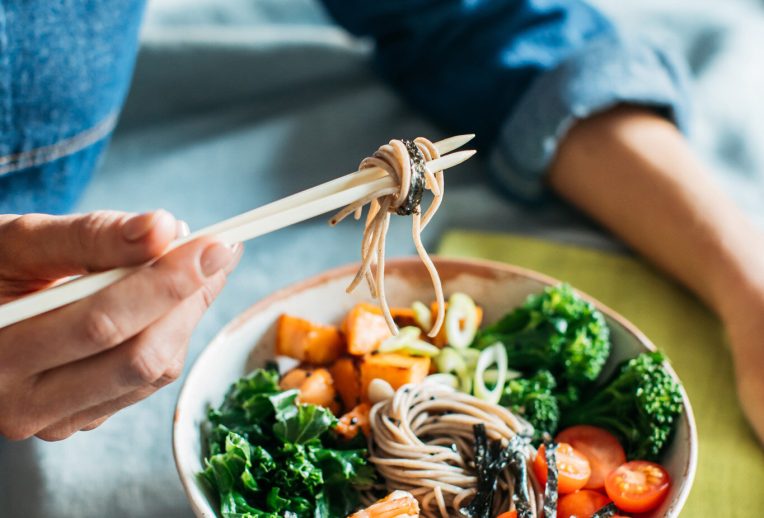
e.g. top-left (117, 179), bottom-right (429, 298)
top-left (173, 257), bottom-right (697, 517)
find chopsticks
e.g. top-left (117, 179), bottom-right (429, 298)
top-left (0, 135), bottom-right (476, 329)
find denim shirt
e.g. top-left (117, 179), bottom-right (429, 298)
top-left (0, 0), bottom-right (688, 214)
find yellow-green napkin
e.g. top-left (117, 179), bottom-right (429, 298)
top-left (438, 231), bottom-right (764, 516)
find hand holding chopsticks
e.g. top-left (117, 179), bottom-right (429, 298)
top-left (0, 134), bottom-right (476, 329)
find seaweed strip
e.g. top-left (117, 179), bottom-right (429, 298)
top-left (460, 424), bottom-right (511, 518)
top-left (542, 442), bottom-right (558, 517)
top-left (507, 436), bottom-right (533, 518)
top-left (396, 139), bottom-right (426, 216)
top-left (592, 502), bottom-right (619, 518)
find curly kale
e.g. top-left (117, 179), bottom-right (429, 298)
top-left (500, 370), bottom-right (560, 441)
top-left (560, 352), bottom-right (683, 460)
top-left (475, 284), bottom-right (610, 390)
top-left (201, 369), bottom-right (374, 517)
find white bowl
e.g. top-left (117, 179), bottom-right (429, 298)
top-left (173, 257), bottom-right (697, 517)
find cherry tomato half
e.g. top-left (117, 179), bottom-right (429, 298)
top-left (557, 490), bottom-right (611, 518)
top-left (496, 511), bottom-right (518, 518)
top-left (555, 425), bottom-right (627, 489)
top-left (604, 461), bottom-right (671, 513)
top-left (533, 443), bottom-right (591, 494)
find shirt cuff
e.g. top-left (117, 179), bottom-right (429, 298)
top-left (489, 31), bottom-right (692, 203)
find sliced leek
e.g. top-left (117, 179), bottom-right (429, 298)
top-left (460, 348), bottom-right (480, 370)
top-left (444, 292), bottom-right (479, 349)
top-left (378, 326), bottom-right (420, 352)
top-left (411, 301), bottom-right (432, 331)
top-left (378, 326), bottom-right (440, 356)
top-left (473, 342), bottom-right (508, 404)
top-left (424, 373), bottom-right (460, 389)
top-left (435, 347), bottom-right (466, 374)
top-left (399, 341), bottom-right (441, 357)
top-left (483, 367), bottom-right (523, 384)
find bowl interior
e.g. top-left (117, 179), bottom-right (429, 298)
top-left (173, 257), bottom-right (697, 517)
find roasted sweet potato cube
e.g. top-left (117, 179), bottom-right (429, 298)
top-left (329, 357), bottom-right (362, 410)
top-left (344, 303), bottom-right (392, 355)
top-left (276, 314), bottom-right (344, 365)
top-left (360, 353), bottom-right (430, 400)
top-left (279, 367), bottom-right (336, 408)
top-left (335, 403), bottom-right (371, 440)
top-left (390, 307), bottom-right (418, 328)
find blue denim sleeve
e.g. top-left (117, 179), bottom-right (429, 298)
top-left (0, 0), bottom-right (145, 214)
top-left (320, 0), bottom-right (691, 202)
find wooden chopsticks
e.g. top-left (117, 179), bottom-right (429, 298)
top-left (0, 135), bottom-right (476, 329)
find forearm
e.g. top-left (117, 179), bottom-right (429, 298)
top-left (548, 106), bottom-right (764, 321)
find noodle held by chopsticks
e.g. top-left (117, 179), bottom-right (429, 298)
top-left (330, 138), bottom-right (446, 337)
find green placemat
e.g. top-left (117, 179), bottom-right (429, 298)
top-left (438, 231), bottom-right (764, 516)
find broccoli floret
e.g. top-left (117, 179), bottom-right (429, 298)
top-left (560, 352), bottom-right (683, 460)
top-left (475, 284), bottom-right (610, 389)
top-left (500, 370), bottom-right (560, 441)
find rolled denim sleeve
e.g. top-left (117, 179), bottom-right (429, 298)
top-left (491, 31), bottom-right (691, 201)
top-left (320, 0), bottom-right (691, 202)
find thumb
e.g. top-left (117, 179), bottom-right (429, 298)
top-left (0, 210), bottom-right (179, 281)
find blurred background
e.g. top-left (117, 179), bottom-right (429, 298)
top-left (135, 0), bottom-right (764, 220)
top-left (1, 0), bottom-right (763, 516)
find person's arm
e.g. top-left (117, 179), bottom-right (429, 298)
top-left (319, 0), bottom-right (688, 195)
top-left (319, 0), bottom-right (764, 442)
top-left (549, 106), bottom-right (764, 442)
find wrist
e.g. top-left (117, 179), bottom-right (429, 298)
top-left (708, 226), bottom-right (764, 331)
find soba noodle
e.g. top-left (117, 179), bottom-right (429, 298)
top-left (329, 138), bottom-right (446, 337)
top-left (366, 383), bottom-right (544, 518)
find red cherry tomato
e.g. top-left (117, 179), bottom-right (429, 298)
top-left (533, 443), bottom-right (591, 494)
top-left (555, 425), bottom-right (627, 489)
top-left (604, 461), bottom-right (671, 513)
top-left (557, 490), bottom-right (611, 518)
top-left (496, 511), bottom-right (518, 518)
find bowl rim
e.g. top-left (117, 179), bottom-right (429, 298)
top-left (173, 255), bottom-right (698, 517)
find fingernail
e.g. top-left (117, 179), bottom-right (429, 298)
top-left (122, 210), bottom-right (172, 242)
top-left (176, 220), bottom-right (190, 239)
top-left (201, 242), bottom-right (234, 277)
top-left (122, 212), bottom-right (156, 241)
top-left (225, 243), bottom-right (244, 274)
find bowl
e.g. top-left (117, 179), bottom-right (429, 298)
top-left (173, 257), bottom-right (697, 517)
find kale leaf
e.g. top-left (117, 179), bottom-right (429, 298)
top-left (274, 403), bottom-right (336, 444)
top-left (201, 369), bottom-right (374, 517)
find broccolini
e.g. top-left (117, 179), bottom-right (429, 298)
top-left (475, 284), bottom-right (611, 391)
top-left (560, 352), bottom-right (683, 460)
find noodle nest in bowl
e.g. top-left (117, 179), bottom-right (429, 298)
top-left (366, 383), bottom-right (543, 518)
